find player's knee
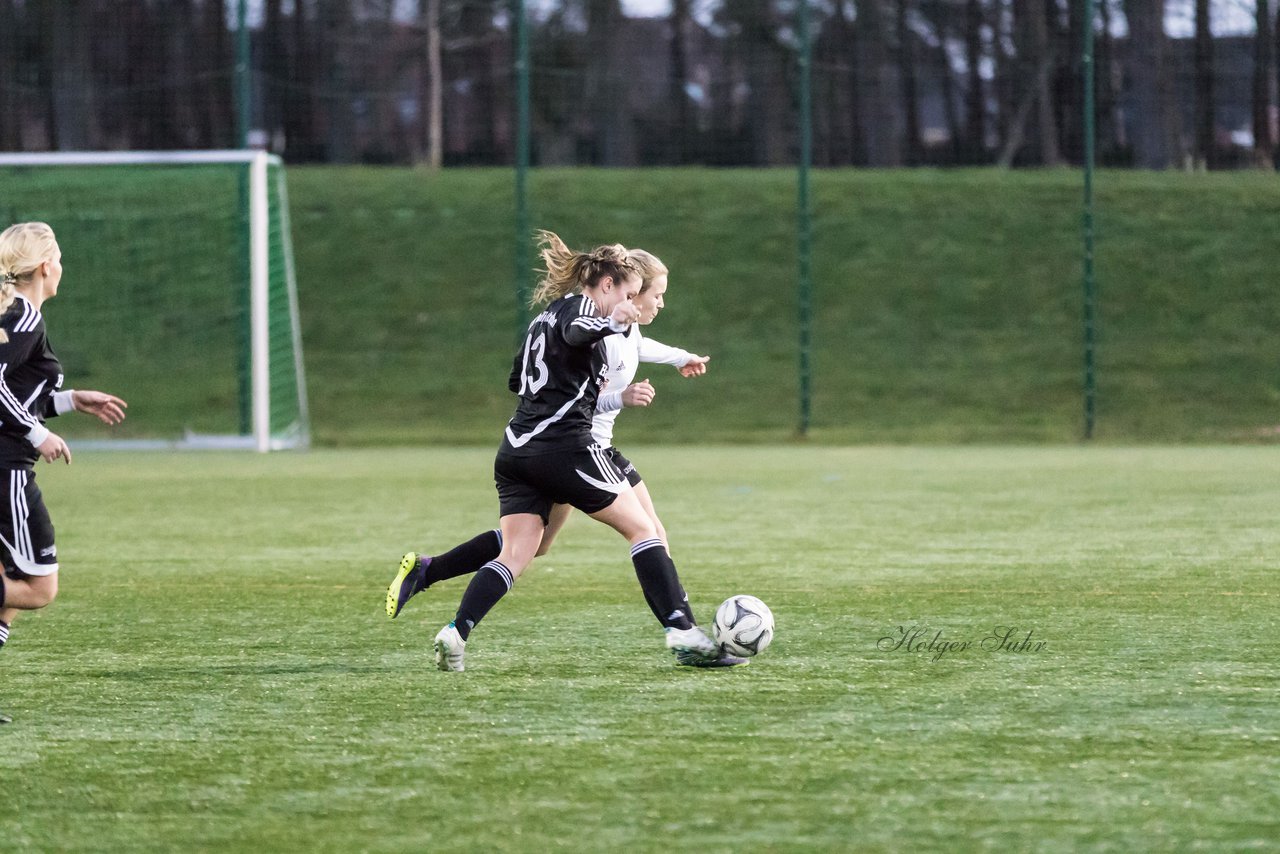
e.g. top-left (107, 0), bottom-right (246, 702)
top-left (31, 575), bottom-right (57, 608)
top-left (628, 518), bottom-right (659, 543)
top-left (534, 527), bottom-right (560, 558)
top-left (498, 550), bottom-right (535, 578)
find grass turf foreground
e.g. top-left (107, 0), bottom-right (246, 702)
top-left (1, 446), bottom-right (1276, 851)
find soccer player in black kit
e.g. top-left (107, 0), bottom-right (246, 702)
top-left (0, 223), bottom-right (129, 722)
top-left (387, 231), bottom-right (742, 671)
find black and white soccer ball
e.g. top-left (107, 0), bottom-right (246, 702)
top-left (713, 595), bottom-right (774, 657)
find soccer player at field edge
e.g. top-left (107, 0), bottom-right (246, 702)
top-left (387, 231), bottom-right (741, 671)
top-left (0, 223), bottom-right (129, 723)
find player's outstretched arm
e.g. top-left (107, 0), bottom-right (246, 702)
top-left (563, 299), bottom-right (639, 346)
top-left (71, 390), bottom-right (128, 426)
top-left (638, 336), bottom-right (709, 377)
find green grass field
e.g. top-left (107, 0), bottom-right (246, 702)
top-left (3, 446), bottom-right (1276, 851)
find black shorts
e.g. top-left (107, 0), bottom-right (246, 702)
top-left (604, 447), bottom-right (643, 488)
top-left (495, 444), bottom-right (632, 522)
top-left (0, 469), bottom-right (57, 578)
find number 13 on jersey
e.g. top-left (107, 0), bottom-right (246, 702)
top-left (518, 331), bottom-right (549, 396)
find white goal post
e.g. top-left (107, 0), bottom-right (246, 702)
top-left (0, 150), bottom-right (309, 452)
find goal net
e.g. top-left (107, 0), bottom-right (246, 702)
top-left (0, 151), bottom-right (309, 451)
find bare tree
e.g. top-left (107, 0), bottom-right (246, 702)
top-left (895, 0), bottom-right (923, 164)
top-left (833, 0), bottom-right (868, 165)
top-left (963, 0), bottom-right (987, 162)
top-left (0, 0), bottom-right (20, 150)
top-left (1032, 0), bottom-right (1061, 163)
top-left (4, 0), bottom-right (1272, 169)
top-left (1126, 0), bottom-right (1172, 168)
top-left (860, 0), bottom-right (902, 165)
top-left (1275, 0), bottom-right (1280, 167)
top-left (1095, 0), bottom-right (1125, 158)
top-left (810, 0), bottom-right (849, 164)
top-left (164, 0), bottom-right (199, 147)
top-left (929, 15), bottom-right (963, 162)
top-left (1253, 0), bottom-right (1274, 168)
top-left (450, 0), bottom-right (508, 164)
top-left (1056, 0), bottom-right (1083, 162)
top-left (264, 0), bottom-right (288, 149)
top-left (284, 0), bottom-right (321, 160)
top-left (1193, 0), bottom-right (1214, 168)
top-left (418, 0), bottom-right (443, 169)
top-left (45, 0), bottom-right (96, 150)
top-left (998, 0), bottom-right (1061, 164)
top-left (201, 0), bottom-right (234, 148)
top-left (318, 0), bottom-right (355, 162)
top-left (915, 0), bottom-right (964, 162)
top-left (709, 0), bottom-right (792, 165)
top-left (667, 0), bottom-right (694, 163)
top-left (991, 0), bottom-right (1016, 151)
top-left (585, 0), bottom-right (633, 164)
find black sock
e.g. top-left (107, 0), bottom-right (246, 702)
top-left (631, 539), bottom-right (694, 630)
top-left (420, 529), bottom-right (502, 591)
top-left (679, 590), bottom-right (697, 627)
top-left (453, 561), bottom-right (513, 641)
top-left (0, 620), bottom-right (8, 648)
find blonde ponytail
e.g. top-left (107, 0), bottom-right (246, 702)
top-left (530, 230), bottom-right (639, 307)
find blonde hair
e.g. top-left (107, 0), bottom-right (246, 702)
top-left (530, 230), bottom-right (641, 307)
top-left (626, 248), bottom-right (668, 295)
top-left (0, 222), bottom-right (58, 342)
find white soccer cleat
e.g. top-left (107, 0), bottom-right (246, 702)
top-left (665, 625), bottom-right (720, 666)
top-left (434, 622), bottom-right (466, 672)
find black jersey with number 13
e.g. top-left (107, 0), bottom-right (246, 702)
top-left (500, 293), bottom-right (621, 456)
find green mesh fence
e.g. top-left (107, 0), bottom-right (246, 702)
top-left (0, 158), bottom-right (308, 448)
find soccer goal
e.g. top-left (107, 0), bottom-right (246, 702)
top-left (0, 150), bottom-right (309, 452)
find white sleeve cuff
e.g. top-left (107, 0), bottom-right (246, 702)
top-left (26, 423), bottom-right (49, 448)
top-left (607, 317), bottom-right (630, 333)
top-left (53, 390), bottom-right (76, 415)
top-left (596, 391), bottom-right (624, 413)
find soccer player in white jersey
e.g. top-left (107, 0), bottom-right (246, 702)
top-left (534, 248), bottom-right (706, 562)
top-left (387, 232), bottom-right (741, 671)
top-left (0, 223), bottom-right (129, 723)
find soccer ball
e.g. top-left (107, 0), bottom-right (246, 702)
top-left (713, 595), bottom-right (774, 657)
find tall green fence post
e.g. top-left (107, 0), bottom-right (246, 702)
top-left (796, 0), bottom-right (814, 437)
top-left (513, 0), bottom-right (532, 336)
top-left (235, 0), bottom-right (251, 148)
top-left (1082, 0), bottom-right (1098, 440)
top-left (235, 0), bottom-right (253, 435)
